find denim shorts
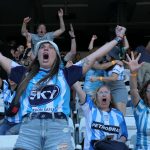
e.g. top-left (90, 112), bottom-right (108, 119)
top-left (14, 118), bottom-right (74, 150)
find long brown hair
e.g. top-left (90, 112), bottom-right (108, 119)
top-left (13, 53), bottom-right (60, 105)
top-left (139, 80), bottom-right (150, 107)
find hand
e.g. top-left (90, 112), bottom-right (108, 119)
top-left (115, 25), bottom-right (126, 38)
top-left (92, 35), bottom-right (98, 40)
top-left (23, 17), bottom-right (31, 24)
top-left (66, 61), bottom-right (73, 68)
top-left (58, 8), bottom-right (63, 17)
top-left (90, 76), bottom-right (98, 82)
top-left (123, 52), bottom-right (144, 73)
top-left (69, 24), bottom-right (75, 37)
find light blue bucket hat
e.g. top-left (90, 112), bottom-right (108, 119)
top-left (34, 40), bottom-right (61, 59)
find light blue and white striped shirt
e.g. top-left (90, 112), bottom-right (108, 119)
top-left (81, 95), bottom-right (128, 150)
top-left (134, 99), bottom-right (150, 150)
top-left (108, 64), bottom-right (125, 80)
top-left (10, 65), bottom-right (82, 117)
top-left (1, 80), bottom-right (22, 123)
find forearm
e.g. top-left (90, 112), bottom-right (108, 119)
top-left (53, 16), bottom-right (65, 37)
top-left (72, 82), bottom-right (86, 104)
top-left (88, 39), bottom-right (94, 50)
top-left (96, 76), bottom-right (117, 82)
top-left (123, 36), bottom-right (129, 50)
top-left (130, 73), bottom-right (140, 106)
top-left (21, 23), bottom-right (28, 36)
top-left (0, 54), bottom-right (12, 74)
top-left (70, 38), bottom-right (76, 55)
top-left (64, 38), bottom-right (76, 61)
top-left (82, 39), bottom-right (118, 74)
top-left (93, 61), bottom-right (116, 70)
top-left (59, 16), bottom-right (65, 32)
top-left (88, 40), bottom-right (118, 62)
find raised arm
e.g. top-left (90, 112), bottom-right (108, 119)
top-left (53, 8), bottom-right (65, 38)
top-left (72, 81), bottom-right (86, 104)
top-left (64, 23), bottom-right (76, 61)
top-left (145, 40), bottom-right (150, 51)
top-left (88, 35), bottom-right (98, 50)
top-left (90, 71), bottom-right (118, 82)
top-left (0, 53), bottom-right (12, 74)
top-left (123, 35), bottom-right (129, 50)
top-left (92, 60), bottom-right (123, 70)
top-left (25, 32), bottom-right (32, 49)
top-left (81, 25), bottom-right (126, 74)
top-left (123, 52), bottom-right (144, 106)
top-left (21, 17), bottom-right (31, 37)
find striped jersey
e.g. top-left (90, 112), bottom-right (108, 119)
top-left (1, 80), bottom-right (22, 123)
top-left (83, 68), bottom-right (105, 96)
top-left (108, 64), bottom-right (125, 80)
top-left (134, 99), bottom-right (150, 150)
top-left (81, 95), bottom-right (128, 149)
top-left (10, 65), bottom-right (82, 117)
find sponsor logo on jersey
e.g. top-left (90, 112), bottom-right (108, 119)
top-left (91, 121), bottom-right (120, 134)
top-left (29, 85), bottom-right (60, 106)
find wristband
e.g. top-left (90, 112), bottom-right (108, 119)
top-left (114, 36), bottom-right (122, 43)
top-left (99, 76), bottom-right (103, 81)
top-left (111, 60), bottom-right (116, 65)
top-left (130, 73), bottom-right (137, 77)
top-left (71, 36), bottom-right (76, 39)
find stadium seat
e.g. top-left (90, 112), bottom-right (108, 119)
top-left (126, 107), bottom-right (133, 116)
top-left (0, 135), bottom-right (18, 150)
top-left (79, 117), bottom-right (86, 143)
top-left (125, 116), bottom-right (137, 149)
top-left (0, 98), bottom-right (4, 113)
top-left (68, 117), bottom-right (75, 136)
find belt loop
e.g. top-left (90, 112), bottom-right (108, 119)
top-left (52, 112), bottom-right (55, 121)
top-left (29, 113), bottom-right (32, 119)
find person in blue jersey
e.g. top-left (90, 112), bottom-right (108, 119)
top-left (124, 52), bottom-right (150, 150)
top-left (73, 82), bottom-right (128, 150)
top-left (83, 34), bottom-right (124, 150)
top-left (91, 47), bottom-right (128, 116)
top-left (84, 34), bottom-right (123, 99)
top-left (0, 25), bottom-right (126, 150)
top-left (0, 77), bottom-right (21, 135)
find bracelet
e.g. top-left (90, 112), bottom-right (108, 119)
top-left (71, 36), bottom-right (76, 39)
top-left (130, 73), bottom-right (137, 77)
top-left (111, 60), bottom-right (116, 65)
top-left (114, 36), bottom-right (122, 43)
top-left (99, 76), bottom-right (103, 81)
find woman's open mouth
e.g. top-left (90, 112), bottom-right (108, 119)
top-left (102, 98), bottom-right (107, 102)
top-left (43, 53), bottom-right (49, 62)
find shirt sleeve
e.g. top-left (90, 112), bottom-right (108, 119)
top-left (134, 99), bottom-right (145, 115)
top-left (81, 94), bottom-right (94, 116)
top-left (46, 32), bottom-right (54, 41)
top-left (9, 66), bottom-right (27, 84)
top-left (63, 65), bottom-right (83, 86)
top-left (11, 61), bottom-right (21, 68)
top-left (112, 65), bottom-right (123, 75)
